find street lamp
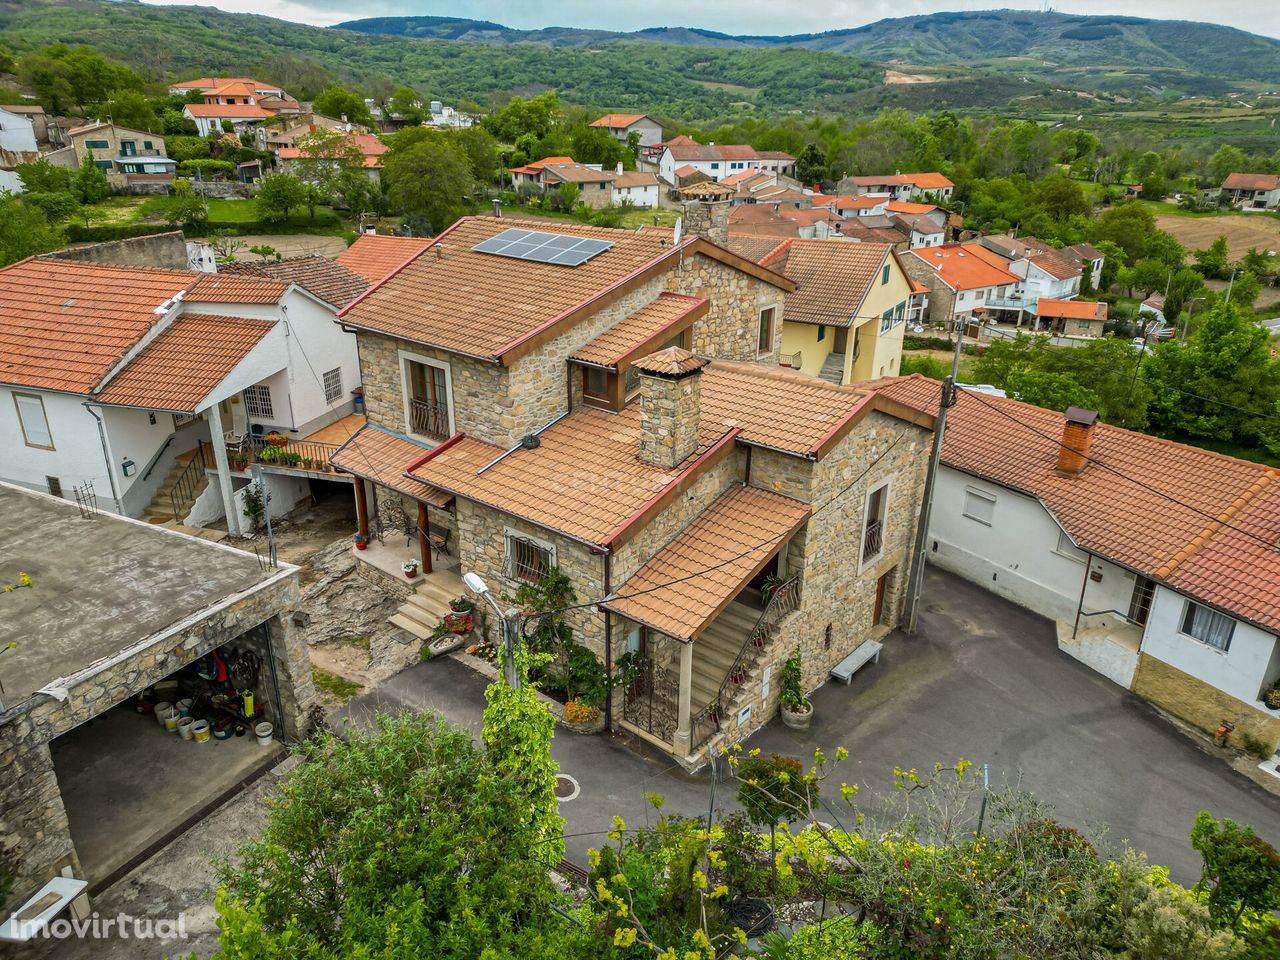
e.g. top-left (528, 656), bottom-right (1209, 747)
top-left (463, 572), bottom-right (520, 688)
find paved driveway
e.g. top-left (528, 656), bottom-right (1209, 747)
top-left (338, 567), bottom-right (1280, 884)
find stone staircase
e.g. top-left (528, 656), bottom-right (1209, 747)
top-left (818, 352), bottom-right (845, 384)
top-left (143, 459), bottom-right (208, 525)
top-left (688, 602), bottom-right (764, 715)
top-left (388, 569), bottom-right (467, 640)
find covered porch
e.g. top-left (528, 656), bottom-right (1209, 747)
top-left (603, 484), bottom-right (811, 763)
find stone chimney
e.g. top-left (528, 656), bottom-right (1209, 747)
top-left (678, 182), bottom-right (734, 246)
top-left (1056, 407), bottom-right (1098, 476)
top-left (634, 347), bottom-right (709, 469)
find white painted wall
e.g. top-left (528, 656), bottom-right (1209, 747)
top-left (0, 108), bottom-right (38, 154)
top-left (926, 466), bottom-right (1137, 623)
top-left (100, 405), bottom-right (185, 515)
top-left (613, 182), bottom-right (659, 208)
top-left (1141, 585), bottom-right (1280, 707)
top-left (0, 387), bottom-right (118, 509)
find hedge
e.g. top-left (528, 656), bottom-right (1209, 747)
top-left (903, 334), bottom-right (956, 351)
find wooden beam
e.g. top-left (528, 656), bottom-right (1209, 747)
top-left (418, 502), bottom-right (432, 574)
top-left (354, 477), bottom-right (369, 538)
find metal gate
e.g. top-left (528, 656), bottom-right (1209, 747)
top-left (621, 631), bottom-right (679, 746)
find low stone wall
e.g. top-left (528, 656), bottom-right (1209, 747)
top-left (1132, 652), bottom-right (1280, 752)
top-left (48, 230), bottom-right (190, 270)
top-left (193, 179), bottom-right (256, 199)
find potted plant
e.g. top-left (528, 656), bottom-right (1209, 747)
top-left (264, 431), bottom-right (288, 447)
top-left (563, 698), bottom-right (605, 734)
top-left (1265, 684), bottom-right (1280, 711)
top-left (760, 573), bottom-right (786, 606)
top-left (449, 596), bottom-right (475, 614)
top-left (443, 612), bottom-right (473, 634)
top-left (779, 654), bottom-right (812, 731)
top-left (354, 533), bottom-right (368, 551)
top-left (402, 558), bottom-right (421, 579)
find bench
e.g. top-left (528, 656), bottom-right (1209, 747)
top-left (829, 640), bottom-right (883, 685)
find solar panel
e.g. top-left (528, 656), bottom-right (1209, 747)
top-left (471, 228), bottom-right (614, 267)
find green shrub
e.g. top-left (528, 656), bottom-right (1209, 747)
top-left (903, 334), bottom-right (956, 351)
top-left (176, 158), bottom-right (237, 179)
top-left (900, 353), bottom-right (948, 378)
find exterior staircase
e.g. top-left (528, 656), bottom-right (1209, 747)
top-left (688, 602), bottom-right (763, 714)
top-left (388, 569), bottom-right (467, 640)
top-left (818, 352), bottom-right (845, 384)
top-left (143, 458), bottom-right (208, 525)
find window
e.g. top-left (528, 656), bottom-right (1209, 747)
top-left (143, 140), bottom-right (153, 150)
top-left (1055, 529), bottom-right (1087, 562)
top-left (322, 367), bottom-right (343, 405)
top-left (403, 354), bottom-right (452, 441)
top-left (85, 139), bottom-right (110, 149)
top-left (584, 366), bottom-right (609, 398)
top-left (881, 265), bottom-right (891, 285)
top-left (757, 306), bottom-right (776, 355)
top-left (817, 325), bottom-right (826, 342)
top-left (506, 534), bottom-right (553, 583)
top-left (1181, 602), bottom-right (1235, 651)
top-left (120, 140), bottom-right (136, 156)
top-left (962, 486), bottom-right (996, 525)
top-left (863, 483), bottom-right (888, 563)
top-left (710, 162), bottom-right (720, 170)
top-left (46, 476), bottom-right (63, 498)
top-left (14, 393), bottom-right (53, 448)
top-left (879, 310), bottom-right (893, 335)
top-left (244, 384), bottom-right (274, 419)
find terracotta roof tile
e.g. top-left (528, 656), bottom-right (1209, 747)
top-left (330, 422), bottom-right (454, 506)
top-left (772, 239), bottom-right (894, 327)
top-left (908, 244), bottom-right (1018, 291)
top-left (336, 234), bottom-right (435, 283)
top-left (726, 235), bottom-right (790, 264)
top-left (183, 103), bottom-right (275, 119)
top-left (591, 114), bottom-right (651, 128)
top-left (632, 345), bottom-right (708, 377)
top-left (612, 171), bottom-right (658, 189)
top-left (0, 258), bottom-right (195, 394)
top-left (570, 293), bottom-right (706, 367)
top-left (902, 172), bottom-right (953, 190)
top-left (1222, 173), bottom-right (1280, 191)
top-left (187, 273), bottom-right (289, 304)
top-left (1028, 248), bottom-right (1081, 281)
top-left (1037, 298), bottom-right (1106, 321)
top-left (542, 162), bottom-right (615, 184)
top-left (680, 181), bottom-right (736, 200)
top-left (603, 485), bottom-right (811, 640)
top-left (93, 313), bottom-right (276, 412)
top-left (868, 374), bottom-right (1280, 631)
top-left (886, 200), bottom-right (937, 215)
top-left (222, 256), bottom-right (368, 309)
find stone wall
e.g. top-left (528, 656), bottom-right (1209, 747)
top-left (48, 231), bottom-right (190, 270)
top-left (664, 253), bottom-right (785, 362)
top-left (0, 571), bottom-right (312, 906)
top-left (682, 200), bottom-right (730, 245)
top-left (901, 256), bottom-right (955, 324)
top-left (638, 369), bottom-right (702, 468)
top-left (1132, 652), bottom-right (1280, 752)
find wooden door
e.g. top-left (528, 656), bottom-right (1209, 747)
top-left (873, 573), bottom-right (887, 625)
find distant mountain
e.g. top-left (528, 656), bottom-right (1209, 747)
top-left (335, 10), bottom-right (1280, 83)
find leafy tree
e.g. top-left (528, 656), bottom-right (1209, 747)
top-left (1191, 810), bottom-right (1280, 931)
top-left (1093, 240), bottom-right (1125, 292)
top-left (900, 353), bottom-right (949, 378)
top-left (18, 44), bottom-right (142, 112)
top-left (301, 182), bottom-right (324, 220)
top-left (0, 195), bottom-right (64, 266)
top-left (382, 137), bottom-right (474, 233)
top-left (1226, 270), bottom-right (1262, 311)
top-left (255, 174), bottom-right (305, 222)
top-left (333, 168), bottom-right (383, 216)
top-left (1124, 258), bottom-right (1171, 299)
top-left (569, 124), bottom-right (628, 170)
top-left (1007, 369), bottom-right (1103, 413)
top-left (1091, 203), bottom-right (1155, 265)
top-left (1208, 144), bottom-right (1247, 186)
top-left (1144, 301), bottom-right (1280, 455)
top-left (388, 85), bottom-right (424, 124)
top-left (94, 88), bottom-right (155, 131)
top-left (1194, 236), bottom-right (1231, 280)
top-left (72, 151), bottom-right (109, 203)
top-left (160, 108), bottom-right (198, 136)
top-left (289, 128), bottom-right (365, 197)
top-left (21, 191), bottom-right (78, 223)
top-left (795, 142), bottom-right (827, 186)
top-left (482, 91), bottom-right (559, 143)
top-left (163, 178), bottom-right (207, 230)
top-left (16, 159), bottom-right (71, 194)
top-left (310, 84), bottom-right (373, 126)
top-left (165, 135), bottom-right (211, 163)
top-left (451, 126), bottom-right (500, 184)
top-left (1164, 267), bottom-right (1208, 324)
top-left (1033, 175), bottom-right (1091, 221)
top-left (1144, 230), bottom-right (1186, 270)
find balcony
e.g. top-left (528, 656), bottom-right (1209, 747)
top-left (409, 397), bottom-right (450, 442)
top-left (862, 518), bottom-right (883, 563)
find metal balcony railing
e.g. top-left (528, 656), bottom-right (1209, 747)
top-left (409, 397), bottom-right (450, 441)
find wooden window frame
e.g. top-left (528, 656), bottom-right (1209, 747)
top-left (757, 306), bottom-right (776, 357)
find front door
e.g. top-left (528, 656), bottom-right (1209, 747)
top-left (873, 572), bottom-right (887, 625)
top-left (1128, 576), bottom-right (1155, 627)
top-left (833, 327), bottom-right (849, 355)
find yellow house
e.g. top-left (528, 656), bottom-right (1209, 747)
top-left (730, 238), bottom-right (924, 385)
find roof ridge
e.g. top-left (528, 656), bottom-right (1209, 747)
top-left (1155, 471), bottom-right (1279, 580)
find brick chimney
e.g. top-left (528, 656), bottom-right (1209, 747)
top-left (1056, 407), bottom-right (1098, 476)
top-left (634, 347), bottom-right (709, 468)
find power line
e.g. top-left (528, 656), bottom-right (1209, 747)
top-left (954, 386), bottom-right (1277, 552)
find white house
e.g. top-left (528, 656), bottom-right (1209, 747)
top-left (610, 169), bottom-right (660, 208)
top-left (183, 103), bottom-right (275, 137)
top-left (840, 172), bottom-right (955, 202)
top-left (968, 236), bottom-right (1083, 327)
top-left (873, 378), bottom-right (1280, 754)
top-left (901, 243), bottom-right (1020, 327)
top-left (0, 106), bottom-right (39, 194)
top-left (1219, 173), bottom-right (1280, 211)
top-left (0, 258), bottom-right (363, 536)
top-left (658, 140), bottom-right (796, 184)
top-left (590, 113), bottom-right (664, 148)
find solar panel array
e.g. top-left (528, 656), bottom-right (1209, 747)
top-left (471, 228), bottom-right (614, 267)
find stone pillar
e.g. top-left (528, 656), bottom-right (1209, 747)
top-left (264, 612), bottom-right (315, 742)
top-left (674, 640), bottom-right (694, 755)
top-left (681, 197), bottom-right (731, 245)
top-left (206, 402), bottom-right (241, 536)
top-left (634, 347), bottom-right (709, 469)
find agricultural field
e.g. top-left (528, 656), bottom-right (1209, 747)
top-left (1154, 213), bottom-right (1280, 260)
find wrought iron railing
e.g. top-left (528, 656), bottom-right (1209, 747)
top-left (169, 453), bottom-right (206, 523)
top-left (690, 575), bottom-right (802, 743)
top-left (248, 437), bottom-right (341, 471)
top-left (862, 519), bottom-right (883, 563)
top-left (409, 397), bottom-right (450, 441)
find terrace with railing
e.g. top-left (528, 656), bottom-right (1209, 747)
top-left (200, 414), bottom-right (365, 478)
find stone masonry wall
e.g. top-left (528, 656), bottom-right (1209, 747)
top-left (1133, 652), bottom-right (1280, 752)
top-left (664, 253), bottom-right (785, 362)
top-left (638, 371), bottom-right (701, 468)
top-left (901, 256), bottom-right (955, 325)
top-left (0, 571), bottom-right (312, 906)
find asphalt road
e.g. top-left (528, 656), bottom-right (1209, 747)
top-left (340, 567), bottom-right (1280, 884)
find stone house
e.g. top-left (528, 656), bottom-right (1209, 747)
top-left (902, 243), bottom-right (1020, 330)
top-left (329, 206), bottom-right (935, 766)
top-left (871, 376), bottom-right (1280, 757)
top-left (0, 483), bottom-right (315, 915)
top-left (1036, 298), bottom-right (1108, 338)
top-left (45, 120), bottom-right (176, 192)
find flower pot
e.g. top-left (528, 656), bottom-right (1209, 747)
top-left (561, 711), bottom-right (606, 734)
top-left (355, 541), bottom-right (367, 551)
top-left (781, 701), bottom-right (813, 732)
top-left (255, 721), bottom-right (274, 746)
top-left (404, 568), bottom-right (418, 579)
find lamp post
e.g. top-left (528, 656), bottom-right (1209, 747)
top-left (463, 572), bottom-right (520, 688)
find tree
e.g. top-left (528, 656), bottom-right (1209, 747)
top-left (1143, 301), bottom-right (1280, 455)
top-left (1194, 236), bottom-right (1231, 279)
top-left (1094, 240), bottom-right (1125, 292)
top-left (382, 138), bottom-right (474, 234)
top-left (1007, 369), bottom-right (1103, 413)
top-left (18, 44), bottom-right (141, 112)
top-left (1225, 270), bottom-right (1261, 311)
top-left (482, 91), bottom-right (559, 143)
top-left (1033, 176), bottom-right (1091, 222)
top-left (289, 128), bottom-right (365, 198)
top-left (1164, 267), bottom-right (1207, 324)
top-left (1091, 203), bottom-right (1155, 265)
top-left (1208, 145), bottom-right (1247, 186)
top-left (333, 169), bottom-right (383, 217)
top-left (165, 136), bottom-right (211, 163)
top-left (72, 151), bottom-right (108, 204)
top-left (0, 195), bottom-right (64, 266)
top-left (255, 174), bottom-right (305, 222)
top-left (163, 179), bottom-right (207, 231)
top-left (795, 142), bottom-right (827, 187)
top-left (310, 84), bottom-right (373, 126)
top-left (388, 86), bottom-right (423, 124)
top-left (569, 124), bottom-right (628, 170)
top-left (16, 159), bottom-right (71, 194)
top-left (1144, 230), bottom-right (1186, 270)
top-left (301, 182), bottom-right (324, 220)
top-left (1191, 810), bottom-right (1280, 930)
top-left (1125, 258), bottom-right (1171, 299)
top-left (160, 108), bottom-right (198, 136)
top-left (21, 192), bottom-right (78, 223)
top-left (94, 89), bottom-right (155, 131)
top-left (451, 126), bottom-right (500, 184)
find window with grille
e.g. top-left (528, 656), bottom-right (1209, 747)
top-left (1180, 601), bottom-right (1235, 651)
top-left (322, 368), bottom-right (343, 405)
top-left (46, 477), bottom-right (63, 498)
top-left (244, 384), bottom-right (273, 419)
top-left (506, 535), bottom-right (553, 583)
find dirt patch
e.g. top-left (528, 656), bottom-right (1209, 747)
top-left (885, 69), bottom-right (940, 84)
top-left (1204, 277), bottom-right (1280, 311)
top-left (234, 234), bottom-right (349, 260)
top-left (1154, 214), bottom-right (1280, 262)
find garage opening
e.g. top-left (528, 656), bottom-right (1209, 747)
top-left (50, 624), bottom-right (287, 889)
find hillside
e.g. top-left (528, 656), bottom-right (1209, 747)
top-left (0, 0), bottom-right (880, 121)
top-left (337, 10), bottom-right (1280, 84)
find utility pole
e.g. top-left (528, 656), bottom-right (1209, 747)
top-left (904, 330), bottom-right (964, 634)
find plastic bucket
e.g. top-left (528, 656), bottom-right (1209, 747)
top-left (191, 720), bottom-right (211, 743)
top-left (154, 702), bottom-right (173, 725)
top-left (254, 721), bottom-right (273, 746)
top-left (176, 698), bottom-right (194, 717)
top-left (177, 717), bottom-right (196, 740)
top-left (161, 710), bottom-right (180, 732)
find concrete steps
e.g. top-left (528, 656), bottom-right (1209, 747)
top-left (689, 602), bottom-right (765, 711)
top-left (388, 570), bottom-right (466, 641)
top-left (143, 460), bottom-right (208, 524)
top-left (819, 352), bottom-right (846, 385)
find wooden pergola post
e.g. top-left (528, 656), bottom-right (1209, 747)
top-left (354, 477), bottom-right (369, 539)
top-left (418, 502), bottom-right (432, 574)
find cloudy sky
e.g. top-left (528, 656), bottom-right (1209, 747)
top-left (141, 0), bottom-right (1280, 39)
